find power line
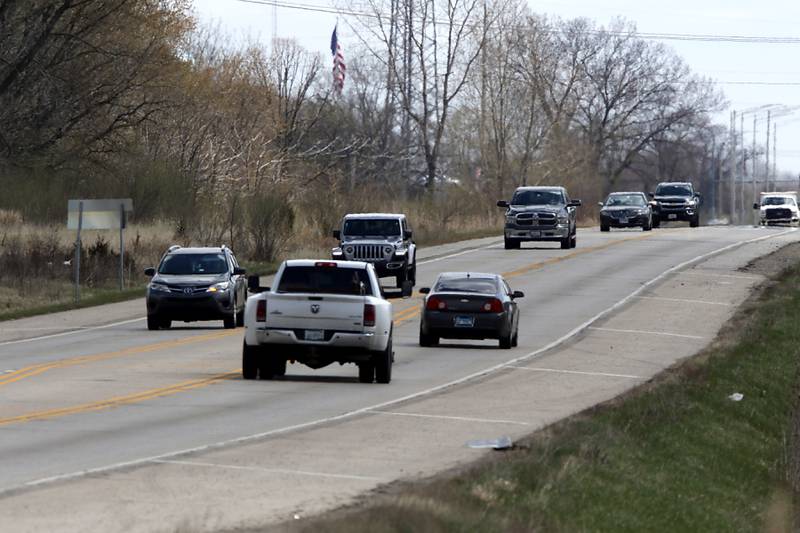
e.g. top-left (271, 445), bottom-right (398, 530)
top-left (234, 0), bottom-right (800, 44)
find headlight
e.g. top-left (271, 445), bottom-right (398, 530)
top-left (506, 215), bottom-right (516, 224)
top-left (332, 247), bottom-right (343, 257)
top-left (207, 281), bottom-right (231, 293)
top-left (383, 246), bottom-right (393, 256)
top-left (557, 215), bottom-right (568, 223)
top-left (687, 200), bottom-right (696, 206)
top-left (637, 208), bottom-right (648, 214)
top-left (149, 282), bottom-right (169, 293)
top-left (394, 246), bottom-right (407, 257)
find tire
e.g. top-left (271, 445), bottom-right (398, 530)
top-left (419, 326), bottom-right (439, 347)
top-left (235, 304), bottom-right (245, 327)
top-left (504, 237), bottom-right (520, 250)
top-left (690, 215), bottom-right (700, 228)
top-left (600, 223), bottom-right (610, 232)
top-left (242, 341), bottom-right (258, 380)
top-left (499, 330), bottom-right (513, 349)
top-left (223, 314), bottom-right (236, 329)
top-left (643, 216), bottom-right (652, 231)
top-left (374, 335), bottom-right (393, 384)
top-left (358, 362), bottom-right (374, 383)
top-left (260, 355), bottom-right (286, 380)
top-left (160, 318), bottom-right (171, 329)
top-left (401, 280), bottom-right (414, 297)
top-left (511, 329), bottom-right (519, 347)
top-left (147, 314), bottom-right (161, 331)
top-left (408, 264), bottom-right (416, 284)
top-left (560, 236), bottom-right (570, 249)
top-left (652, 216), bottom-right (660, 228)
top-left (570, 232), bottom-right (577, 248)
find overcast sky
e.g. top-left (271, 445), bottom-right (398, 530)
top-left (192, 0), bottom-right (800, 175)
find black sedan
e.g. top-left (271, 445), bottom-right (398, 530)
top-left (599, 192), bottom-right (653, 232)
top-left (418, 272), bottom-right (523, 349)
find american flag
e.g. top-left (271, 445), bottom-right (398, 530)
top-left (330, 25), bottom-right (346, 93)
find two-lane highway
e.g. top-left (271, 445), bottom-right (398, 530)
top-left (0, 225), bottom-right (797, 531)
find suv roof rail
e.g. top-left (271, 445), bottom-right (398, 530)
top-left (167, 244), bottom-right (182, 253)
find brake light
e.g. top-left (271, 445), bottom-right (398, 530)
top-left (315, 262), bottom-right (337, 268)
top-left (426, 296), bottom-right (447, 311)
top-left (363, 304), bottom-right (376, 327)
top-left (483, 298), bottom-right (503, 313)
top-left (256, 300), bottom-right (267, 322)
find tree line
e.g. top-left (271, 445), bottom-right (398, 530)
top-left (0, 0), bottom-right (733, 259)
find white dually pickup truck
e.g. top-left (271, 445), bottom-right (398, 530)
top-left (243, 260), bottom-right (394, 383)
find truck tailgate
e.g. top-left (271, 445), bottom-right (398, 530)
top-left (265, 293), bottom-right (366, 332)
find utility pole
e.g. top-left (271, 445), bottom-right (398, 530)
top-left (765, 110), bottom-right (771, 193)
top-left (752, 115), bottom-right (757, 226)
top-left (740, 113), bottom-right (745, 221)
top-left (729, 110), bottom-right (736, 223)
top-left (773, 123), bottom-right (777, 191)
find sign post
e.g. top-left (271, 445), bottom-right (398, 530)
top-left (68, 199), bottom-right (133, 301)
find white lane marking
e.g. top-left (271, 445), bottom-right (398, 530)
top-left (677, 271), bottom-right (762, 281)
top-left (369, 410), bottom-right (530, 426)
top-left (417, 242), bottom-right (501, 266)
top-left (150, 459), bottom-right (383, 482)
top-left (3, 228), bottom-right (795, 497)
top-left (588, 326), bottom-right (705, 340)
top-left (0, 317), bottom-right (146, 348)
top-left (0, 327), bottom-right (98, 332)
top-left (507, 366), bottom-right (645, 380)
top-left (635, 296), bottom-right (733, 306)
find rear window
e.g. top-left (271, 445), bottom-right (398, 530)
top-left (277, 266), bottom-right (374, 296)
top-left (434, 278), bottom-right (498, 295)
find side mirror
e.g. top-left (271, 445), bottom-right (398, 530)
top-left (144, 267), bottom-right (155, 277)
top-left (753, 202), bottom-right (760, 210)
top-left (497, 200), bottom-right (509, 208)
top-left (233, 267), bottom-right (246, 276)
top-left (568, 199), bottom-right (582, 207)
top-left (332, 229), bottom-right (341, 240)
top-left (648, 192), bottom-right (655, 198)
top-left (404, 230), bottom-right (413, 240)
top-left (247, 275), bottom-right (268, 293)
top-left (511, 290), bottom-right (525, 299)
top-left (597, 202), bottom-right (604, 208)
top-left (419, 287), bottom-right (431, 294)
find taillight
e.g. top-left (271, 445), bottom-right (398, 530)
top-left (256, 300), bottom-right (267, 322)
top-left (482, 298), bottom-right (503, 313)
top-left (363, 304), bottom-right (376, 326)
top-left (315, 261), bottom-right (337, 268)
top-left (426, 296), bottom-right (447, 311)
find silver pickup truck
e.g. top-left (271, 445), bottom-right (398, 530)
top-left (498, 186), bottom-right (581, 249)
top-left (243, 260), bottom-right (394, 383)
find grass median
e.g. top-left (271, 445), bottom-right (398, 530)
top-left (295, 252), bottom-right (800, 532)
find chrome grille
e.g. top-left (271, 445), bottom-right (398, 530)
top-left (351, 244), bottom-right (386, 261)
top-left (167, 285), bottom-right (209, 294)
top-left (516, 212), bottom-right (557, 227)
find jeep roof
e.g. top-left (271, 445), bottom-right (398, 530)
top-left (342, 213), bottom-right (405, 219)
top-left (166, 246), bottom-right (230, 255)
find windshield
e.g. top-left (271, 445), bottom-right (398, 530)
top-left (511, 190), bottom-right (564, 206)
top-left (605, 194), bottom-right (646, 207)
top-left (343, 219), bottom-right (401, 237)
top-left (277, 266), bottom-right (374, 296)
top-left (655, 185), bottom-right (693, 197)
top-left (158, 253), bottom-right (228, 275)
top-left (434, 277), bottom-right (498, 295)
top-left (763, 196), bottom-right (795, 206)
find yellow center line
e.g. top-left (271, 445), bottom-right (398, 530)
top-left (0, 371), bottom-right (241, 426)
top-left (0, 330), bottom-right (239, 388)
top-left (3, 231), bottom-right (662, 426)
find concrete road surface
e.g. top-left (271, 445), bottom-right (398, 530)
top-left (0, 225), bottom-right (796, 532)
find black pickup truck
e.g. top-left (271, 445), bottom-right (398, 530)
top-left (650, 182), bottom-right (701, 228)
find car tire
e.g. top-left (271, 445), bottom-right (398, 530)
top-left (560, 236), bottom-right (570, 249)
top-left (235, 304), bottom-right (245, 327)
top-left (652, 216), bottom-right (661, 228)
top-left (147, 314), bottom-right (161, 331)
top-left (242, 341), bottom-right (258, 380)
top-left (374, 335), bottom-right (393, 384)
top-left (401, 280), bottom-right (414, 297)
top-left (223, 314), bottom-right (236, 329)
top-left (408, 264), bottom-right (416, 284)
top-left (643, 216), bottom-right (652, 231)
top-left (570, 232), bottom-right (577, 248)
top-left (504, 237), bottom-right (520, 250)
top-left (499, 330), bottom-right (513, 349)
top-left (600, 223), bottom-right (610, 232)
top-left (260, 355), bottom-right (286, 380)
top-left (511, 329), bottom-right (519, 347)
top-left (358, 362), bottom-right (374, 383)
top-left (419, 326), bottom-right (439, 347)
top-left (160, 318), bottom-right (171, 329)
top-left (690, 215), bottom-right (700, 228)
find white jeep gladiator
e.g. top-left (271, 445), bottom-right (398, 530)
top-left (243, 260), bottom-right (394, 383)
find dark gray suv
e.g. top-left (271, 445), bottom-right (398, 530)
top-left (144, 246), bottom-right (247, 330)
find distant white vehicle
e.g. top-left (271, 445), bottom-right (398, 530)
top-left (243, 260), bottom-right (394, 383)
top-left (755, 192), bottom-right (799, 226)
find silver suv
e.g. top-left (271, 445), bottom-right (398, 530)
top-left (331, 213), bottom-right (416, 295)
top-left (144, 245), bottom-right (247, 330)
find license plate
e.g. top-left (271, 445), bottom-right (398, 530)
top-left (619, 217), bottom-right (628, 224)
top-left (528, 230), bottom-right (540, 238)
top-left (454, 316), bottom-right (475, 328)
top-left (304, 329), bottom-right (324, 341)
top-left (668, 214), bottom-right (677, 220)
